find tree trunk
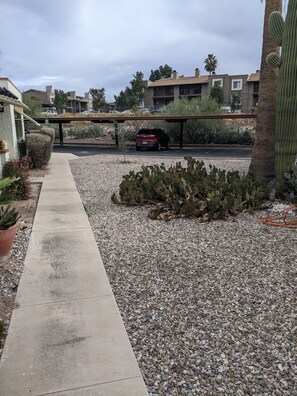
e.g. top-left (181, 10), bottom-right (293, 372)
top-left (248, 0), bottom-right (282, 179)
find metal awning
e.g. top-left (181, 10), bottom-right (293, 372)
top-left (0, 94), bottom-right (30, 110)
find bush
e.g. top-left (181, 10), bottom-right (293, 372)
top-left (1, 156), bottom-right (31, 201)
top-left (160, 98), bottom-right (255, 145)
top-left (40, 127), bottom-right (55, 154)
top-left (112, 157), bottom-right (271, 221)
top-left (26, 133), bottom-right (51, 168)
top-left (276, 164), bottom-right (297, 203)
top-left (67, 125), bottom-right (104, 139)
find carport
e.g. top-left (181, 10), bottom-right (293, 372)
top-left (34, 114), bottom-right (256, 148)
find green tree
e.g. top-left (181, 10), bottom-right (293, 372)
top-left (114, 90), bottom-right (129, 111)
top-left (54, 89), bottom-right (68, 113)
top-left (22, 95), bottom-right (42, 117)
top-left (230, 93), bottom-right (242, 111)
top-left (114, 71), bottom-right (146, 110)
top-left (89, 88), bottom-right (107, 111)
top-left (149, 64), bottom-right (173, 81)
top-left (204, 54), bottom-right (218, 74)
top-left (248, 0), bottom-right (282, 180)
top-left (210, 81), bottom-right (224, 106)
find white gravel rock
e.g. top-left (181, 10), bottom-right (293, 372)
top-left (70, 154), bottom-right (296, 396)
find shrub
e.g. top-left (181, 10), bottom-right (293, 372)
top-left (40, 127), bottom-right (55, 154)
top-left (1, 156), bottom-right (31, 201)
top-left (26, 133), bottom-right (51, 168)
top-left (67, 125), bottom-right (104, 139)
top-left (112, 157), bottom-right (271, 221)
top-left (276, 163), bottom-right (297, 203)
top-left (160, 98), bottom-right (255, 145)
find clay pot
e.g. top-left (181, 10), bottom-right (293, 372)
top-left (0, 220), bottom-right (20, 264)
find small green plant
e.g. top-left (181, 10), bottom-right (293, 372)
top-left (1, 157), bottom-right (31, 201)
top-left (0, 205), bottom-right (20, 229)
top-left (0, 177), bottom-right (18, 191)
top-left (276, 163), bottom-right (297, 203)
top-left (112, 157), bottom-right (271, 221)
top-left (118, 127), bottom-right (132, 163)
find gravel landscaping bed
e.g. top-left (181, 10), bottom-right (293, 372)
top-left (70, 154), bottom-right (296, 396)
top-left (0, 182), bottom-right (41, 356)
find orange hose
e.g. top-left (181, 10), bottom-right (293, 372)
top-left (258, 204), bottom-right (297, 228)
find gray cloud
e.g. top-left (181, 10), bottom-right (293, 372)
top-left (0, 0), bottom-right (265, 101)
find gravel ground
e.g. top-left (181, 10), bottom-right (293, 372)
top-left (70, 154), bottom-right (296, 396)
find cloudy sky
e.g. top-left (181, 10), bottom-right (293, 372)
top-left (0, 0), bottom-right (266, 101)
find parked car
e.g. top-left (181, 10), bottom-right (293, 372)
top-left (81, 109), bottom-right (97, 115)
top-left (42, 108), bottom-right (58, 116)
top-left (135, 128), bottom-right (170, 151)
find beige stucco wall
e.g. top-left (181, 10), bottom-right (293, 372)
top-left (0, 79), bottom-right (25, 174)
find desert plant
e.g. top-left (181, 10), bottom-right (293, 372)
top-left (0, 205), bottom-right (20, 229)
top-left (267, 2), bottom-right (297, 183)
top-left (160, 97), bottom-right (251, 144)
top-left (117, 127), bottom-right (131, 163)
top-left (67, 125), bottom-right (104, 139)
top-left (276, 163), bottom-right (297, 203)
top-left (0, 177), bottom-right (18, 191)
top-left (112, 157), bottom-right (271, 221)
top-left (1, 157), bottom-right (31, 201)
top-left (26, 133), bottom-right (51, 168)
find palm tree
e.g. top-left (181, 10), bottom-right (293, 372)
top-left (248, 0), bottom-right (282, 179)
top-left (204, 54), bottom-right (218, 74)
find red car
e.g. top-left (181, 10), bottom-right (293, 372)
top-left (135, 128), bottom-right (170, 151)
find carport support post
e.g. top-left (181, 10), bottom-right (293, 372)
top-left (179, 121), bottom-right (184, 149)
top-left (114, 121), bottom-right (119, 148)
top-left (59, 122), bottom-right (64, 146)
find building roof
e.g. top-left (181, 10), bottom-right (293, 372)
top-left (0, 78), bottom-right (22, 93)
top-left (247, 72), bottom-right (260, 82)
top-left (0, 94), bottom-right (29, 109)
top-left (23, 88), bottom-right (46, 94)
top-left (147, 75), bottom-right (209, 87)
top-left (0, 86), bottom-right (18, 100)
top-left (67, 95), bottom-right (89, 102)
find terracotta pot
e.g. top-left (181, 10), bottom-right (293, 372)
top-left (0, 220), bottom-right (20, 263)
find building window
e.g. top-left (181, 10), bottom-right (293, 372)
top-left (212, 78), bottom-right (223, 87)
top-left (231, 79), bottom-right (242, 90)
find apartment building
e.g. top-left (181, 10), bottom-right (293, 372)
top-left (23, 86), bottom-right (93, 113)
top-left (145, 69), bottom-right (260, 114)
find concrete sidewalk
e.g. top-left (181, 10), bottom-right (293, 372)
top-left (0, 153), bottom-right (148, 395)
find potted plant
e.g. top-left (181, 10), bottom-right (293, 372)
top-left (0, 178), bottom-right (21, 263)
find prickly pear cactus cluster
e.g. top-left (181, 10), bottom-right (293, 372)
top-left (267, 1), bottom-right (297, 184)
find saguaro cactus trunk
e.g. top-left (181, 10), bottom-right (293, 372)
top-left (268, 0), bottom-right (297, 183)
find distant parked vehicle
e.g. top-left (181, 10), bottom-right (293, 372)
top-left (81, 109), bottom-right (97, 115)
top-left (109, 110), bottom-right (120, 114)
top-left (42, 108), bottom-right (58, 116)
top-left (121, 109), bottom-right (132, 114)
top-left (135, 128), bottom-right (170, 151)
top-left (221, 105), bottom-right (231, 113)
top-left (138, 107), bottom-right (150, 113)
